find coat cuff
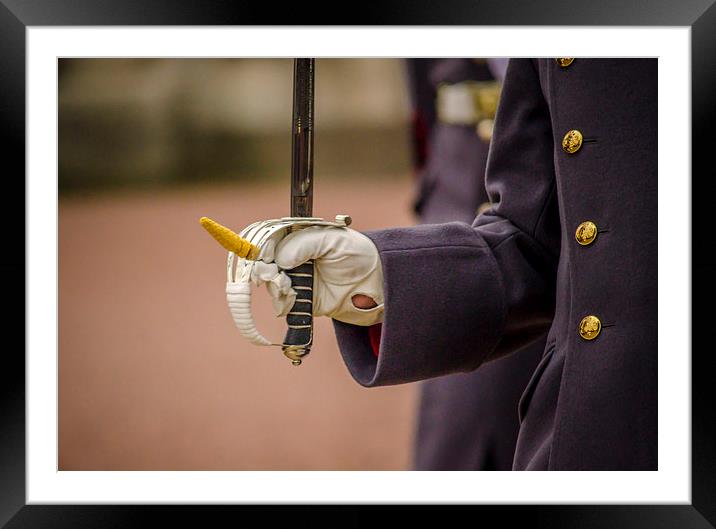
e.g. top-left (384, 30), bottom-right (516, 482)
top-left (333, 222), bottom-right (506, 387)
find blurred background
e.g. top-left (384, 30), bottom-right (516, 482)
top-left (59, 58), bottom-right (419, 470)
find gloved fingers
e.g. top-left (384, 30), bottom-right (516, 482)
top-left (250, 261), bottom-right (296, 317)
top-left (251, 261), bottom-right (281, 285)
top-left (268, 286), bottom-right (296, 318)
top-left (300, 230), bottom-right (382, 288)
top-left (274, 226), bottom-right (338, 270)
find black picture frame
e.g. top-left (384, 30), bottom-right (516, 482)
top-left (2, 1), bottom-right (713, 527)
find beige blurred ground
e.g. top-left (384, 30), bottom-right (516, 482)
top-left (59, 176), bottom-right (419, 470)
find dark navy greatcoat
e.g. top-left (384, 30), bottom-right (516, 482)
top-left (334, 58), bottom-right (657, 470)
top-left (406, 58), bottom-right (544, 471)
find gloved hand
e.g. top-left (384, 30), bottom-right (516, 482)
top-left (253, 226), bottom-right (384, 326)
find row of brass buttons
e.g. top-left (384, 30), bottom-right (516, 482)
top-left (576, 208), bottom-right (601, 334)
top-left (575, 214), bottom-right (601, 338)
top-left (558, 59), bottom-right (602, 340)
top-left (575, 220), bottom-right (599, 335)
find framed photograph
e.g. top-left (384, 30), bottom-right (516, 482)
top-left (2, 1), bottom-right (713, 527)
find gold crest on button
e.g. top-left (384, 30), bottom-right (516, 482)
top-left (556, 58), bottom-right (575, 68)
top-left (579, 315), bottom-right (602, 341)
top-left (562, 129), bottom-right (583, 154)
top-left (575, 221), bottom-right (598, 245)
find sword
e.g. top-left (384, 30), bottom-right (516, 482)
top-left (200, 58), bottom-right (351, 367)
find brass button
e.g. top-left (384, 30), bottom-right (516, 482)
top-left (556, 58), bottom-right (575, 68)
top-left (562, 129), bottom-right (583, 154)
top-left (575, 221), bottom-right (598, 246)
top-left (579, 315), bottom-right (602, 341)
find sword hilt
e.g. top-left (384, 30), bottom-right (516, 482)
top-left (209, 215), bottom-right (351, 366)
top-left (282, 261), bottom-right (314, 365)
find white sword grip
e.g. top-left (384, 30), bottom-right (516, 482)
top-left (226, 281), bottom-right (272, 346)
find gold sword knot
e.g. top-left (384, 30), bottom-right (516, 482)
top-left (199, 217), bottom-right (260, 260)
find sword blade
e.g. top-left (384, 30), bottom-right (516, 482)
top-left (290, 58), bottom-right (314, 217)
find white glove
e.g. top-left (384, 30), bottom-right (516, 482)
top-left (253, 226), bottom-right (384, 326)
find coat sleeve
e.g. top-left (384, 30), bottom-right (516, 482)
top-left (333, 59), bottom-right (561, 387)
